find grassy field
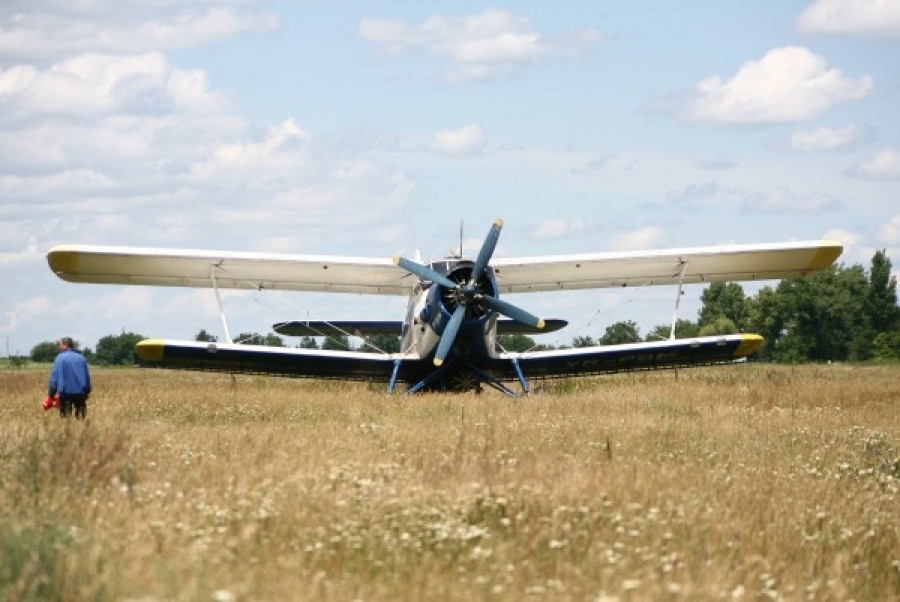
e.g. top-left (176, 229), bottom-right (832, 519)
top-left (1, 364), bottom-right (898, 601)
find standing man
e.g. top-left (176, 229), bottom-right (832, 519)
top-left (48, 337), bottom-right (91, 419)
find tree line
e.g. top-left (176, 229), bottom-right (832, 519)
top-left (27, 251), bottom-right (900, 365)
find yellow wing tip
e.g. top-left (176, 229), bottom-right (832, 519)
top-left (735, 334), bottom-right (764, 358)
top-left (46, 246), bottom-right (78, 275)
top-left (136, 339), bottom-right (166, 362)
top-left (392, 255), bottom-right (401, 265)
top-left (808, 241), bottom-right (844, 272)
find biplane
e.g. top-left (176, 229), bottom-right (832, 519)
top-left (47, 219), bottom-right (842, 395)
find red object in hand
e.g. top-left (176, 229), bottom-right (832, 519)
top-left (42, 396), bottom-right (59, 411)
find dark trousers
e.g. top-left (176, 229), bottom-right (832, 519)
top-left (59, 393), bottom-right (88, 419)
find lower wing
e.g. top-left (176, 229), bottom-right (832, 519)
top-left (492, 334), bottom-right (762, 378)
top-left (136, 339), bottom-right (416, 381)
top-left (136, 335), bottom-right (761, 386)
top-left (271, 318), bottom-right (568, 337)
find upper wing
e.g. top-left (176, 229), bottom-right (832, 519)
top-left (48, 240), bottom-right (842, 296)
top-left (136, 339), bottom-right (417, 380)
top-left (492, 240), bottom-right (842, 293)
top-left (47, 245), bottom-right (412, 295)
top-left (489, 334), bottom-right (763, 379)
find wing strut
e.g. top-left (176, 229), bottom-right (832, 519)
top-left (669, 260), bottom-right (687, 340)
top-left (210, 264), bottom-right (234, 344)
top-left (388, 358), bottom-right (402, 394)
top-left (509, 356), bottom-right (529, 394)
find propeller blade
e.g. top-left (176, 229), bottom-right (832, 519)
top-left (434, 305), bottom-right (466, 366)
top-left (393, 256), bottom-right (457, 289)
top-left (471, 218), bottom-right (503, 284)
top-left (482, 296), bottom-right (545, 330)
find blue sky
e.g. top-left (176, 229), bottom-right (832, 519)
top-left (1, 0), bottom-right (898, 355)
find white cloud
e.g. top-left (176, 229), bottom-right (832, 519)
top-left (359, 9), bottom-right (601, 83)
top-left (612, 226), bottom-right (666, 251)
top-left (0, 52), bottom-right (245, 203)
top-left (851, 148), bottom-right (900, 179)
top-left (0, 235), bottom-right (40, 266)
top-left (822, 228), bottom-right (860, 247)
top-left (190, 119), bottom-right (308, 181)
top-left (0, 169), bottom-right (113, 196)
top-left (696, 158), bottom-right (737, 171)
top-left (784, 123), bottom-right (863, 151)
top-left (741, 188), bottom-right (842, 213)
top-left (797, 0), bottom-right (900, 38)
top-left (0, 52), bottom-right (230, 119)
top-left (0, 5), bottom-right (279, 62)
top-left (1, 295), bottom-right (50, 334)
top-left (100, 288), bottom-right (155, 321)
top-left (666, 181), bottom-right (719, 205)
top-left (432, 124), bottom-right (484, 155)
top-left (688, 47), bottom-right (873, 124)
top-left (532, 218), bottom-right (584, 240)
top-left (880, 215), bottom-right (900, 243)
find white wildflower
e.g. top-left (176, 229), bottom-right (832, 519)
top-left (211, 590), bottom-right (235, 602)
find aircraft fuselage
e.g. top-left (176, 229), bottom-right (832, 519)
top-left (402, 258), bottom-right (500, 367)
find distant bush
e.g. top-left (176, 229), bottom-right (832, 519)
top-left (94, 332), bottom-right (146, 366)
top-left (30, 339), bottom-right (89, 363)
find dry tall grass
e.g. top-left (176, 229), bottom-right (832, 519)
top-left (1, 364), bottom-right (898, 601)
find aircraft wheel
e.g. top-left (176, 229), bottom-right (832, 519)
top-left (449, 371), bottom-right (481, 393)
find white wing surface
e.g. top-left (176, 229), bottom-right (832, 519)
top-left (47, 245), bottom-right (413, 295)
top-left (492, 240), bottom-right (842, 293)
top-left (48, 240), bottom-right (842, 296)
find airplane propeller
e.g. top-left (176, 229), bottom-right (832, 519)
top-left (393, 218), bottom-right (545, 366)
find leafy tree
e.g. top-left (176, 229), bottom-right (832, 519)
top-left (866, 250), bottom-right (900, 334)
top-left (571, 335), bottom-right (596, 348)
top-left (645, 319), bottom-right (700, 341)
top-left (699, 282), bottom-right (748, 330)
top-left (495, 333), bottom-right (553, 352)
top-left (753, 265), bottom-right (868, 362)
top-left (31, 339), bottom-right (90, 363)
top-left (738, 252), bottom-right (900, 363)
top-left (321, 335), bottom-right (352, 351)
top-left (235, 332), bottom-right (284, 347)
top-left (745, 286), bottom-right (781, 359)
top-left (599, 320), bottom-right (641, 345)
top-left (698, 316), bottom-right (739, 336)
top-left (360, 334), bottom-right (401, 353)
top-left (194, 329), bottom-right (218, 342)
top-left (30, 340), bottom-right (62, 362)
top-left (497, 333), bottom-right (534, 352)
top-left (7, 354), bottom-right (27, 368)
top-left (95, 331), bottom-right (146, 365)
top-left (297, 336), bottom-right (319, 349)
top-left (871, 330), bottom-right (900, 361)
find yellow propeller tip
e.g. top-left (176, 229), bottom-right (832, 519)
top-left (433, 358), bottom-right (444, 367)
top-left (494, 218), bottom-right (504, 227)
top-left (537, 319), bottom-right (546, 329)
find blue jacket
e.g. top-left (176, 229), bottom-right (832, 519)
top-left (48, 349), bottom-right (92, 397)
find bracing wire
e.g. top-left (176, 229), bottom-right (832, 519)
top-left (216, 275), bottom-right (396, 355)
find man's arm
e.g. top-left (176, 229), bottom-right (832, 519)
top-left (83, 359), bottom-right (91, 394)
top-left (48, 357), bottom-right (60, 397)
